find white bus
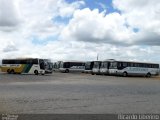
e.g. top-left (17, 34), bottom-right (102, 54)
top-left (84, 61), bottom-right (94, 73)
top-left (99, 61), bottom-right (110, 75)
top-left (1, 58), bottom-right (46, 75)
top-left (59, 61), bottom-right (85, 73)
top-left (100, 59), bottom-right (115, 75)
top-left (92, 61), bottom-right (101, 75)
top-left (44, 59), bottom-right (53, 74)
top-left (53, 61), bottom-right (62, 71)
top-left (109, 60), bottom-right (159, 77)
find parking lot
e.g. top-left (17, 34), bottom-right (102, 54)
top-left (0, 72), bottom-right (160, 114)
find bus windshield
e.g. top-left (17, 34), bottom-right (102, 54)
top-left (109, 62), bottom-right (117, 69)
top-left (93, 62), bottom-right (100, 68)
top-left (60, 62), bottom-right (64, 68)
top-left (101, 62), bottom-right (108, 68)
top-left (85, 62), bottom-right (91, 69)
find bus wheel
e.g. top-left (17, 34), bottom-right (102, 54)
top-left (7, 69), bottom-right (10, 74)
top-left (10, 69), bottom-right (15, 74)
top-left (123, 72), bottom-right (127, 77)
top-left (34, 70), bottom-right (38, 75)
top-left (65, 69), bottom-right (69, 73)
top-left (146, 73), bottom-right (151, 78)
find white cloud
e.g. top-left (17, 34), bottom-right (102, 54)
top-left (0, 0), bottom-right (86, 59)
top-left (3, 42), bottom-right (18, 52)
top-left (60, 1), bottom-right (160, 46)
top-left (57, 0), bottom-right (85, 18)
top-left (0, 0), bottom-right (20, 27)
top-left (0, 0), bottom-right (21, 32)
top-left (113, 0), bottom-right (160, 45)
top-left (60, 8), bottom-right (134, 45)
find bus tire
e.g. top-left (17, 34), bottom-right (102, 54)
top-left (65, 69), bottom-right (69, 73)
top-left (123, 72), bottom-right (127, 77)
top-left (146, 73), bottom-right (151, 78)
top-left (7, 69), bottom-right (10, 74)
top-left (34, 70), bottom-right (38, 75)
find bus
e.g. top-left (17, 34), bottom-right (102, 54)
top-left (99, 59), bottom-right (115, 75)
top-left (84, 61), bottom-right (94, 73)
top-left (59, 61), bottom-right (85, 73)
top-left (1, 58), bottom-right (46, 75)
top-left (53, 61), bottom-right (62, 71)
top-left (92, 61), bottom-right (101, 75)
top-left (109, 60), bottom-right (159, 77)
top-left (99, 61), bottom-right (110, 75)
top-left (44, 59), bottom-right (53, 74)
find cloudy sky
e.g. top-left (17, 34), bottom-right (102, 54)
top-left (0, 0), bottom-right (160, 63)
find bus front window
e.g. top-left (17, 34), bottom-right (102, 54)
top-left (100, 63), bottom-right (104, 68)
top-left (85, 62), bottom-right (91, 69)
top-left (110, 62), bottom-right (117, 69)
top-left (39, 59), bottom-right (45, 70)
top-left (93, 62), bottom-right (99, 68)
top-left (60, 62), bottom-right (64, 68)
top-left (100, 62), bottom-right (107, 68)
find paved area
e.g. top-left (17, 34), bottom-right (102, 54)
top-left (0, 72), bottom-right (160, 114)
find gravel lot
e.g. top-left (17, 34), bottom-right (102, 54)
top-left (0, 72), bottom-right (160, 114)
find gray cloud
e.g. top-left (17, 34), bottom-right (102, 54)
top-left (0, 0), bottom-right (20, 29)
top-left (134, 31), bottom-right (160, 46)
top-left (3, 44), bottom-right (18, 52)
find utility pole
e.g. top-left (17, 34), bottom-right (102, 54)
top-left (97, 53), bottom-right (99, 61)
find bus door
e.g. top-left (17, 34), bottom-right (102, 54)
top-left (39, 59), bottom-right (45, 70)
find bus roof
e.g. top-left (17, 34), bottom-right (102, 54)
top-left (101, 59), bottom-right (115, 62)
top-left (93, 61), bottom-right (102, 62)
top-left (61, 61), bottom-right (85, 63)
top-left (2, 58), bottom-right (39, 60)
top-left (111, 60), bottom-right (159, 65)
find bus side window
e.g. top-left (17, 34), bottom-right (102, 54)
top-left (156, 64), bottom-right (159, 68)
top-left (3, 60), bottom-right (9, 64)
top-left (26, 60), bottom-right (31, 64)
top-left (118, 62), bottom-right (121, 67)
top-left (123, 62), bottom-right (127, 67)
top-left (144, 64), bottom-right (148, 68)
top-left (9, 60), bottom-right (15, 64)
top-left (134, 63), bottom-right (138, 67)
top-left (33, 59), bottom-right (38, 64)
top-left (117, 62), bottom-right (123, 69)
top-left (65, 62), bottom-right (70, 68)
top-left (139, 63), bottom-right (143, 67)
top-left (15, 60), bottom-right (20, 64)
top-left (127, 63), bottom-right (131, 67)
top-left (153, 64), bottom-right (157, 68)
